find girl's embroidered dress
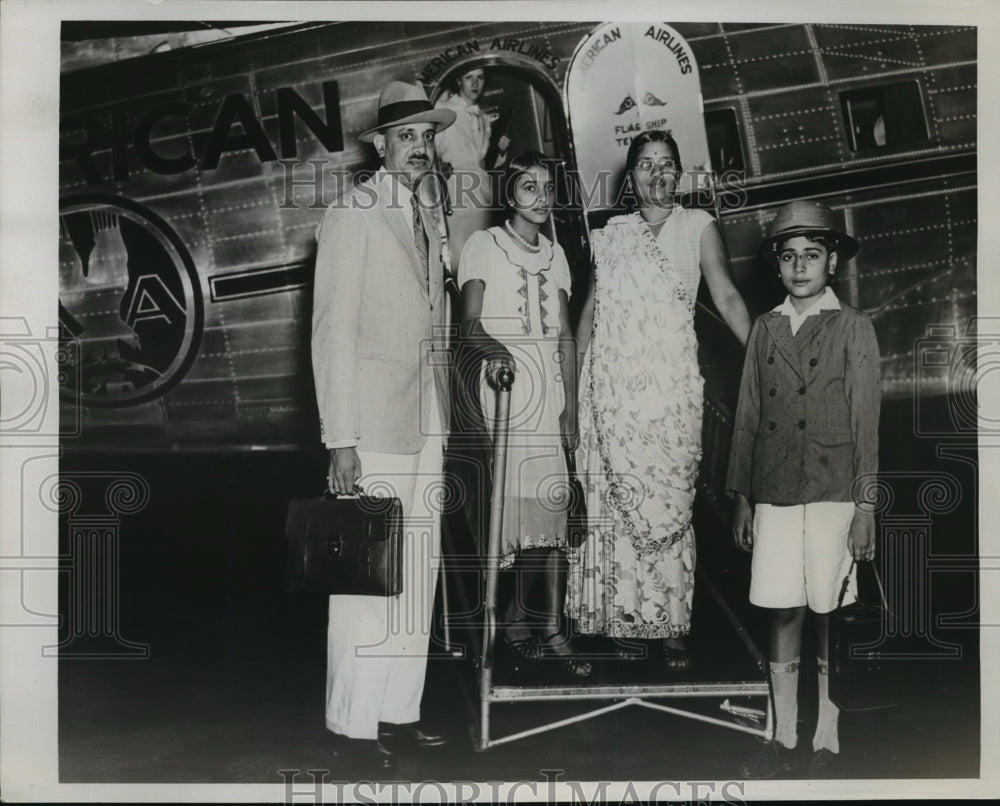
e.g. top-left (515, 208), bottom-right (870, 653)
top-left (458, 226), bottom-right (574, 567)
top-left (566, 207), bottom-right (712, 638)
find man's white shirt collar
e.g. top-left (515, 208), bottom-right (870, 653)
top-left (773, 286), bottom-right (840, 335)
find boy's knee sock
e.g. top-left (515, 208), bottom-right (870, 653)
top-left (813, 657), bottom-right (839, 753)
top-left (770, 658), bottom-right (799, 749)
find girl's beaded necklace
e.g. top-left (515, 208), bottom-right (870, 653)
top-left (504, 219), bottom-right (541, 253)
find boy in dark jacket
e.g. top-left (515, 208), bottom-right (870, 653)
top-left (727, 200), bottom-right (880, 779)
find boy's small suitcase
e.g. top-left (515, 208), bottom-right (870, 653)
top-left (829, 560), bottom-right (897, 711)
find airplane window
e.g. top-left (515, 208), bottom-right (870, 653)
top-left (840, 81), bottom-right (928, 152)
top-left (704, 108), bottom-right (745, 173)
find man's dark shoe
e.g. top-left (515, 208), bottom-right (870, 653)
top-left (739, 740), bottom-right (800, 779)
top-left (808, 748), bottom-right (842, 779)
top-left (378, 722), bottom-right (447, 748)
top-left (333, 736), bottom-right (396, 771)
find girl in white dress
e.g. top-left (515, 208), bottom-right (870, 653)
top-left (458, 151), bottom-right (590, 677)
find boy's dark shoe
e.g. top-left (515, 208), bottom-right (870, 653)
top-left (808, 748), bottom-right (842, 779)
top-left (739, 741), bottom-right (800, 779)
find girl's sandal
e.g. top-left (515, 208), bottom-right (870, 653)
top-left (502, 622), bottom-right (541, 661)
top-left (540, 634), bottom-right (593, 678)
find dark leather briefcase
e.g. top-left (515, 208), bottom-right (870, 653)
top-left (829, 560), bottom-right (897, 711)
top-left (285, 489), bottom-right (403, 596)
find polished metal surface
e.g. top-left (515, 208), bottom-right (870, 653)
top-left (57, 21), bottom-right (976, 450)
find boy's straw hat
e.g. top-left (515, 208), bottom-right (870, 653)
top-left (359, 81), bottom-right (456, 143)
top-left (760, 200), bottom-right (858, 260)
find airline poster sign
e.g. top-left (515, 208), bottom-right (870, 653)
top-left (565, 22), bottom-right (711, 210)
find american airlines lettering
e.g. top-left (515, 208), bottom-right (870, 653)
top-left (61, 80), bottom-right (344, 185)
top-left (643, 26), bottom-right (693, 75)
top-left (418, 37), bottom-right (561, 84)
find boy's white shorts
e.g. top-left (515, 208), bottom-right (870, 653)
top-left (749, 501), bottom-right (857, 614)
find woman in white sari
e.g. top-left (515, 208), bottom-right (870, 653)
top-left (566, 130), bottom-right (750, 668)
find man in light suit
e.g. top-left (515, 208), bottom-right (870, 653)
top-left (311, 81), bottom-right (456, 770)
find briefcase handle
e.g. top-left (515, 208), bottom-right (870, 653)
top-left (837, 559), bottom-right (890, 612)
top-left (320, 483), bottom-right (366, 500)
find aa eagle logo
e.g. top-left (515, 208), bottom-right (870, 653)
top-left (58, 195), bottom-right (203, 407)
top-left (614, 95), bottom-right (637, 115)
top-left (643, 92), bottom-right (667, 107)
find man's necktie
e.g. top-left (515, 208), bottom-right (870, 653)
top-left (411, 195), bottom-right (430, 288)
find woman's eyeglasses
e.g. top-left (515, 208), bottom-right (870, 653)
top-left (634, 157), bottom-right (677, 173)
